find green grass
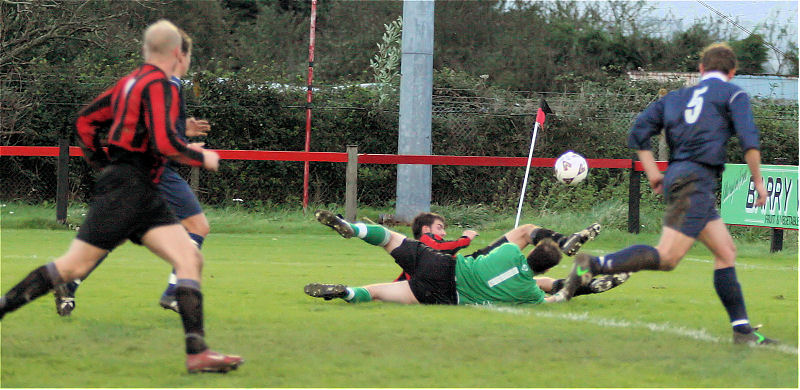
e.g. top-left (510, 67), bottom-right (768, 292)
top-left (0, 204), bottom-right (797, 387)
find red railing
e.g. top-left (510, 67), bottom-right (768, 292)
top-left (0, 146), bottom-right (669, 171)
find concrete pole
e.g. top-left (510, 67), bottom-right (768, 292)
top-left (395, 0), bottom-right (434, 222)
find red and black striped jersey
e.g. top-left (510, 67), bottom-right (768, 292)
top-left (76, 64), bottom-right (204, 182)
top-left (419, 233), bottom-right (472, 255)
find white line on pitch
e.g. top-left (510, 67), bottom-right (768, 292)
top-left (475, 305), bottom-right (798, 355)
top-left (681, 256), bottom-right (798, 271)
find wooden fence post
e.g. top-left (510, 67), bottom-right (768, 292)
top-left (628, 157), bottom-right (640, 234)
top-left (345, 145), bottom-right (358, 221)
top-left (190, 166), bottom-right (200, 195)
top-left (770, 228), bottom-right (784, 252)
top-left (56, 133), bottom-right (69, 224)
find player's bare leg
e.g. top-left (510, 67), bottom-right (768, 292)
top-left (159, 213), bottom-right (211, 313)
top-left (698, 219), bottom-right (776, 345)
top-left (0, 240), bottom-right (107, 320)
top-left (52, 240), bottom-right (110, 281)
top-left (653, 226), bottom-right (695, 270)
top-left (503, 224), bottom-right (539, 249)
top-left (364, 282), bottom-right (419, 304)
top-left (51, 241), bottom-right (110, 316)
top-left (316, 209), bottom-right (405, 253)
top-left (142, 224), bottom-right (243, 373)
top-left (305, 281), bottom-right (419, 304)
top-left (525, 223), bottom-right (601, 256)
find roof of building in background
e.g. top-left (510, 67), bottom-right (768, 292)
top-left (627, 71), bottom-right (798, 101)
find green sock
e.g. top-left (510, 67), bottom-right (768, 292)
top-left (344, 287), bottom-right (372, 303)
top-left (351, 223), bottom-right (391, 246)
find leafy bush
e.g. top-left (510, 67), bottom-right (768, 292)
top-left (2, 64), bottom-right (796, 211)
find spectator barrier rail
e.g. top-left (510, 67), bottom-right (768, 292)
top-left (14, 146), bottom-right (791, 250)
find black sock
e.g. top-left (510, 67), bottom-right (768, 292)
top-left (66, 281), bottom-right (79, 296)
top-left (175, 280), bottom-right (208, 354)
top-left (0, 263), bottom-right (61, 319)
top-left (713, 267), bottom-right (752, 334)
top-left (550, 278), bottom-right (592, 297)
top-left (573, 284), bottom-right (594, 297)
top-left (551, 279), bottom-right (565, 292)
top-left (530, 228), bottom-right (565, 246)
top-left (469, 236), bottom-right (509, 258)
top-left (595, 245), bottom-right (660, 274)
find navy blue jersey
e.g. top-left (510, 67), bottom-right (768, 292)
top-left (628, 73), bottom-right (760, 168)
top-left (169, 76), bottom-right (189, 142)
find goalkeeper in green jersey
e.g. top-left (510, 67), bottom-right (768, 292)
top-left (305, 210), bottom-right (620, 305)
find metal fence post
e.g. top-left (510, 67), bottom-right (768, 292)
top-left (345, 145), bottom-right (358, 221)
top-left (56, 133), bottom-right (69, 224)
top-left (628, 157), bottom-right (640, 234)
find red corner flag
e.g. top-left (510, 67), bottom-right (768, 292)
top-left (535, 98), bottom-right (553, 126)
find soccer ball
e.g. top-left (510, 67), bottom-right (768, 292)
top-left (554, 151), bottom-right (588, 185)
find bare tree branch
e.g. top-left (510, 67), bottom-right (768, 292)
top-left (0, 0), bottom-right (124, 68)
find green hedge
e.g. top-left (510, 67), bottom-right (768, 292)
top-left (2, 66), bottom-right (797, 210)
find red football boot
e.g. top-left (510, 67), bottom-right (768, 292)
top-left (186, 349), bottom-right (244, 373)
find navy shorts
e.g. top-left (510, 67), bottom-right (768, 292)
top-left (77, 164), bottom-right (179, 250)
top-left (662, 161), bottom-right (721, 238)
top-left (390, 239), bottom-right (458, 305)
top-left (157, 166), bottom-right (203, 220)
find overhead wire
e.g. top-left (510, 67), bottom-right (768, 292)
top-left (695, 0), bottom-right (788, 58)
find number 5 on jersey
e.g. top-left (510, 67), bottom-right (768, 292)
top-left (684, 86), bottom-right (708, 124)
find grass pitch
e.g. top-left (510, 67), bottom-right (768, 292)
top-left (0, 205), bottom-right (797, 387)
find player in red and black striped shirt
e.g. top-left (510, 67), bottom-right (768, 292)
top-left (0, 20), bottom-right (241, 373)
top-left (55, 28), bottom-right (214, 317)
top-left (392, 212), bottom-right (477, 282)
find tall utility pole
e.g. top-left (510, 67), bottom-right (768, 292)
top-left (395, 0), bottom-right (434, 222)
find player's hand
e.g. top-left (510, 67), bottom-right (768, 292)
top-left (185, 117), bottom-right (210, 137)
top-left (754, 180), bottom-right (768, 207)
top-left (648, 172), bottom-right (664, 194)
top-left (462, 230), bottom-right (478, 240)
top-left (201, 150), bottom-right (219, 172)
top-left (187, 142), bottom-right (205, 151)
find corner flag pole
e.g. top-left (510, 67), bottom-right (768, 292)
top-left (514, 99), bottom-right (552, 228)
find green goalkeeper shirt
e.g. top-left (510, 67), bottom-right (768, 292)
top-left (455, 242), bottom-right (545, 305)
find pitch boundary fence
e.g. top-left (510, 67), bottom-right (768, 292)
top-left (2, 145), bottom-right (792, 250)
top-left (2, 145), bottom-right (663, 234)
top-left (0, 146), bottom-right (663, 170)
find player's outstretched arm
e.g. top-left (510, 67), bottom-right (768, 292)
top-left (201, 149), bottom-right (219, 172)
top-left (744, 149), bottom-right (767, 207)
top-left (636, 149), bottom-right (664, 194)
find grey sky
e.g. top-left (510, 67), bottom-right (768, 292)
top-left (645, 1), bottom-right (798, 73)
